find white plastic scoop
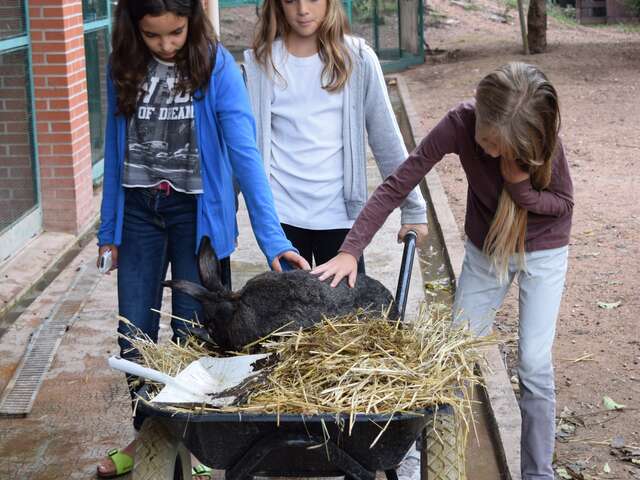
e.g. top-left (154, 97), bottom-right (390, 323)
top-left (108, 354), bottom-right (269, 405)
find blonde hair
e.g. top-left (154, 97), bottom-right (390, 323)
top-left (252, 0), bottom-right (352, 92)
top-left (475, 62), bottom-right (561, 278)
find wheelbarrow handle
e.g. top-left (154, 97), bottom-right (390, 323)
top-left (395, 230), bottom-right (417, 322)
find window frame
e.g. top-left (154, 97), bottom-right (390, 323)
top-left (83, 0), bottom-right (112, 183)
top-left (0, 0), bottom-right (42, 260)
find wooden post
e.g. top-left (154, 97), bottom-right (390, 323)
top-left (400, 0), bottom-right (420, 55)
top-left (207, 0), bottom-right (221, 39)
top-left (516, 0), bottom-right (530, 54)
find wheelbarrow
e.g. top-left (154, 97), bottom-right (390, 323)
top-left (131, 233), bottom-right (460, 480)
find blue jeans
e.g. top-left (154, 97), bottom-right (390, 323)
top-left (117, 187), bottom-right (203, 429)
top-left (453, 240), bottom-right (568, 480)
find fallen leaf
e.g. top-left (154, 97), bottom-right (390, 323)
top-left (597, 301), bottom-right (621, 309)
top-left (611, 435), bottom-right (625, 448)
top-left (558, 422), bottom-right (576, 434)
top-left (603, 463), bottom-right (611, 474)
top-left (556, 467), bottom-right (572, 479)
top-left (603, 396), bottom-right (626, 410)
top-left (566, 464), bottom-right (590, 479)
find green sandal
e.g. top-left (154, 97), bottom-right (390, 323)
top-left (192, 464), bottom-right (213, 479)
top-left (97, 448), bottom-right (134, 478)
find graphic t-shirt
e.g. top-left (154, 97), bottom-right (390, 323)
top-left (122, 57), bottom-right (202, 193)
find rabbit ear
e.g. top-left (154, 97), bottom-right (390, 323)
top-left (197, 236), bottom-right (225, 292)
top-left (163, 280), bottom-right (212, 303)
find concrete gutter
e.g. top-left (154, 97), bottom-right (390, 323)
top-left (395, 74), bottom-right (522, 480)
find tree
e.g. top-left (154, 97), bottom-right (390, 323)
top-left (527, 0), bottom-right (547, 53)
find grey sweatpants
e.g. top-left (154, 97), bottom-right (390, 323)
top-left (453, 241), bottom-right (568, 480)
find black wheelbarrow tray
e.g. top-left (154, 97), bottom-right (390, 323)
top-left (134, 232), bottom-right (449, 480)
top-left (136, 392), bottom-right (441, 480)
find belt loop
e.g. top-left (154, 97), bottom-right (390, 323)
top-left (157, 181), bottom-right (171, 196)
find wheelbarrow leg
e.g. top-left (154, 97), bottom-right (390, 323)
top-left (384, 469), bottom-right (399, 480)
top-left (420, 428), bottom-right (428, 480)
top-left (133, 419), bottom-right (192, 480)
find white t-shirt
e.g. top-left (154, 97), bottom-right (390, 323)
top-left (269, 40), bottom-right (351, 230)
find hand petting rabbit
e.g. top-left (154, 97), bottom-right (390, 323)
top-left (164, 237), bottom-right (397, 351)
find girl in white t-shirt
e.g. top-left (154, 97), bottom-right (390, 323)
top-left (243, 0), bottom-right (428, 271)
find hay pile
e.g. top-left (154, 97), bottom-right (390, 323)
top-left (126, 304), bottom-right (492, 426)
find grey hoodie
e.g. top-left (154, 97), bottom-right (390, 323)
top-left (242, 37), bottom-right (427, 225)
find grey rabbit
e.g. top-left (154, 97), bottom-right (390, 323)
top-left (163, 237), bottom-right (398, 351)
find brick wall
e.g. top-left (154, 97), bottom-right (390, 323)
top-left (0, 50), bottom-right (37, 232)
top-left (29, 0), bottom-right (94, 234)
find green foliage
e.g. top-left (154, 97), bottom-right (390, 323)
top-left (548, 2), bottom-right (578, 24)
top-left (353, 0), bottom-right (373, 21)
top-left (352, 0), bottom-right (397, 22)
top-left (624, 0), bottom-right (640, 16)
top-left (502, 0), bottom-right (519, 10)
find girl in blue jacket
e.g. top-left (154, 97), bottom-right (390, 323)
top-left (96, 0), bottom-right (308, 477)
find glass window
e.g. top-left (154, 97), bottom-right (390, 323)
top-left (0, 0), bottom-right (26, 40)
top-left (82, 0), bottom-right (108, 22)
top-left (0, 49), bottom-right (37, 233)
top-left (84, 28), bottom-right (110, 167)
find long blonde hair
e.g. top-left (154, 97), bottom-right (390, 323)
top-left (252, 0), bottom-right (352, 92)
top-left (476, 62), bottom-right (561, 278)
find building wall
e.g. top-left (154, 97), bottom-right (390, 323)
top-left (606, 0), bottom-right (637, 20)
top-left (577, 0), bottom-right (637, 22)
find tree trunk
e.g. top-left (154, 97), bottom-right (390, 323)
top-left (527, 0), bottom-right (547, 53)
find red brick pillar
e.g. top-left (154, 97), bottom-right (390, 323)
top-left (29, 0), bottom-right (94, 234)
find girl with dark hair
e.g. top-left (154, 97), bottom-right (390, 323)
top-left (97, 0), bottom-right (308, 477)
top-left (314, 62), bottom-right (573, 479)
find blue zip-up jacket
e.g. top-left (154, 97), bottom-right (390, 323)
top-left (97, 45), bottom-right (295, 266)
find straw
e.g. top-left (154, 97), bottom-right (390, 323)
top-left (120, 304), bottom-right (492, 416)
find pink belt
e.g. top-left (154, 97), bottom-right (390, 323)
top-left (154, 181), bottom-right (171, 195)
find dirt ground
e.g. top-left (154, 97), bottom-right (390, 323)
top-left (399, 1), bottom-right (640, 478)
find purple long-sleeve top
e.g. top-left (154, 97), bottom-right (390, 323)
top-left (340, 101), bottom-right (574, 259)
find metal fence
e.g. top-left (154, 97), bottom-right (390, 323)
top-left (219, 0), bottom-right (423, 70)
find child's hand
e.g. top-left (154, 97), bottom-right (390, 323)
top-left (397, 224), bottom-right (428, 244)
top-left (500, 156), bottom-right (530, 184)
top-left (311, 253), bottom-right (358, 288)
top-left (272, 251), bottom-right (310, 272)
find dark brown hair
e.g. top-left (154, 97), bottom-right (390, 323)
top-left (110, 0), bottom-right (217, 117)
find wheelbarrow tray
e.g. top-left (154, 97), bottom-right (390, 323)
top-left (137, 387), bottom-right (438, 479)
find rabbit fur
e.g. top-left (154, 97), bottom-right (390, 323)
top-left (163, 237), bottom-right (398, 351)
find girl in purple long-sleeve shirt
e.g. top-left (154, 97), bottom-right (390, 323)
top-left (313, 62), bottom-right (573, 480)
